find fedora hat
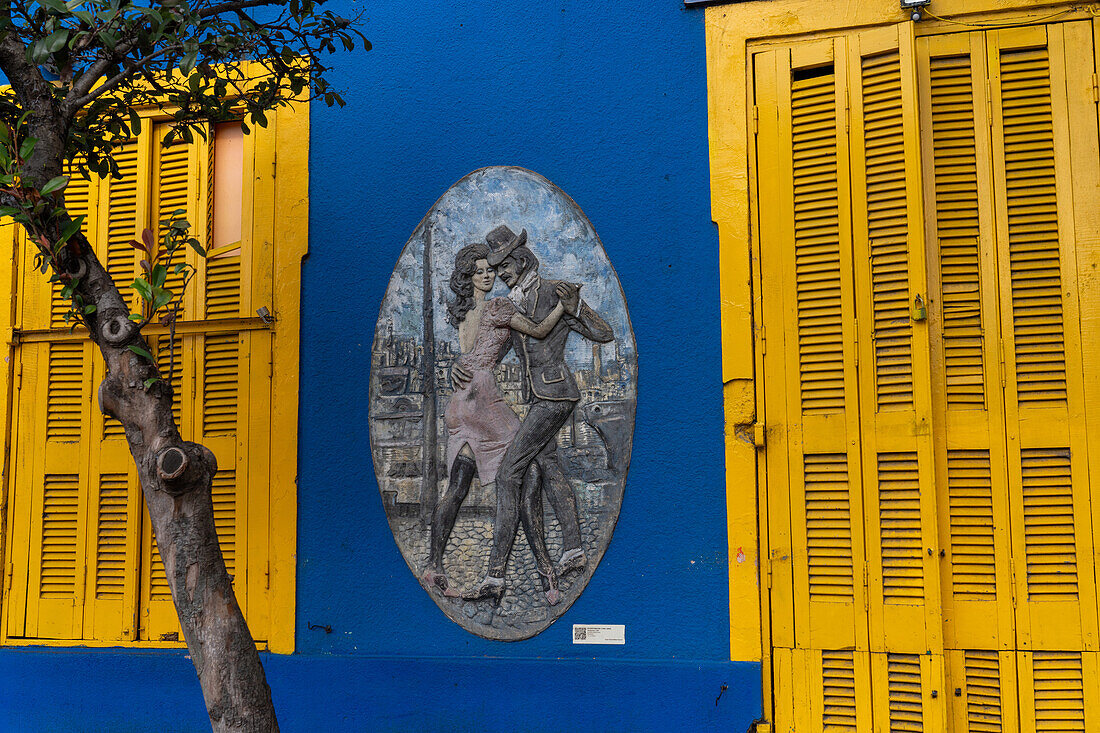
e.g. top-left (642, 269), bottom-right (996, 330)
top-left (485, 225), bottom-right (527, 267)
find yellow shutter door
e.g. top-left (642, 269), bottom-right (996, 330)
top-left (756, 39), bottom-right (868, 654)
top-left (987, 23), bottom-right (1098, 654)
top-left (847, 25), bottom-right (943, 660)
top-left (917, 29), bottom-right (1019, 658)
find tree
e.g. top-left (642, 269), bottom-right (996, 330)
top-left (0, 1), bottom-right (367, 730)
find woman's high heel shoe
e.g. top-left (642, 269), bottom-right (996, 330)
top-left (464, 575), bottom-right (506, 605)
top-left (422, 568), bottom-right (460, 598)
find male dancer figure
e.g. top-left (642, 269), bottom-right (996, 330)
top-left (454, 225), bottom-right (613, 602)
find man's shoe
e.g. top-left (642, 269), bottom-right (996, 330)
top-left (557, 548), bottom-right (587, 577)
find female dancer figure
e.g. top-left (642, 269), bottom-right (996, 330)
top-left (423, 242), bottom-right (574, 605)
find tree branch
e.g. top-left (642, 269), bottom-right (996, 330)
top-left (65, 41), bottom-right (186, 113)
top-left (197, 0), bottom-right (283, 20)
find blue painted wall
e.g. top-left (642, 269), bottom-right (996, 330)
top-left (2, 1), bottom-right (761, 730)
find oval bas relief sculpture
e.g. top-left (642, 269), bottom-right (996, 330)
top-left (369, 167), bottom-right (637, 640)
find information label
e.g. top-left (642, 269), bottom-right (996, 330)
top-left (572, 624), bottom-right (625, 645)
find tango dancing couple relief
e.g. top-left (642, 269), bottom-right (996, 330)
top-left (424, 225), bottom-right (613, 608)
top-left (370, 166), bottom-right (636, 641)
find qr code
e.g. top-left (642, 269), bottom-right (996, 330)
top-left (573, 627), bottom-right (587, 641)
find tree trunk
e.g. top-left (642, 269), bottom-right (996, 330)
top-left (61, 233), bottom-right (280, 732)
top-left (0, 24), bottom-right (278, 733)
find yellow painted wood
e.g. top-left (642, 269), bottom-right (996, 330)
top-left (1, 85), bottom-right (305, 650)
top-left (986, 23), bottom-right (1099, 653)
top-left (847, 23), bottom-right (944, 657)
top-left (710, 0), bottom-right (1100, 725)
top-left (267, 79), bottom-right (307, 656)
top-left (945, 649), bottom-right (1019, 733)
top-left (918, 29), bottom-right (1019, 656)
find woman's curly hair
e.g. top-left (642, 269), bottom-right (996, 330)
top-left (446, 242), bottom-right (491, 327)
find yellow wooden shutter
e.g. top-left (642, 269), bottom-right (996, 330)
top-left (988, 24), bottom-right (1098, 653)
top-left (916, 29), bottom-right (1018, 657)
top-left (847, 25), bottom-right (942, 658)
top-left (755, 39), bottom-right (868, 657)
top-left (12, 340), bottom-right (93, 640)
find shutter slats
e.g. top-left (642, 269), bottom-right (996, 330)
top-left (862, 50), bottom-right (914, 411)
top-left (964, 651), bottom-right (1003, 732)
top-left (40, 474), bottom-right (79, 597)
top-left (1021, 448), bottom-right (1077, 599)
top-left (930, 54), bottom-right (985, 408)
top-left (1032, 652), bottom-right (1085, 732)
top-left (792, 67), bottom-right (845, 414)
top-left (879, 452), bottom-right (924, 602)
top-left (805, 454), bottom-right (853, 599)
top-left (154, 128), bottom-right (190, 317)
top-left (95, 474), bottom-right (128, 599)
top-left (887, 653), bottom-right (924, 732)
top-left (46, 343), bottom-right (83, 440)
top-left (1000, 47), bottom-right (1067, 406)
top-left (203, 334), bottom-right (238, 435)
top-left (823, 650), bottom-right (858, 731)
top-left (106, 141), bottom-right (139, 286)
top-left (948, 451), bottom-right (996, 599)
top-left (206, 255), bottom-right (241, 317)
top-left (213, 470), bottom-right (236, 578)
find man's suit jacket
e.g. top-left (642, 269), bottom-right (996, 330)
top-left (506, 277), bottom-right (614, 402)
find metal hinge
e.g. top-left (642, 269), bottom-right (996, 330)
top-left (14, 363), bottom-right (21, 391)
top-left (5, 563), bottom-right (12, 592)
top-left (265, 561), bottom-right (271, 590)
top-left (764, 553), bottom-right (772, 590)
top-left (752, 105), bottom-right (759, 135)
top-left (759, 325), bottom-right (766, 355)
top-left (1010, 559), bottom-right (1017, 608)
top-left (1093, 73), bottom-right (1099, 103)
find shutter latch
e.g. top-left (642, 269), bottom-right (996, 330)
top-left (256, 306), bottom-right (275, 326)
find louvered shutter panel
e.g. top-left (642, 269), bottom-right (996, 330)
top-left (987, 24), bottom-right (1098, 652)
top-left (754, 40), bottom-right (868, 656)
top-left (915, 31), bottom-right (1017, 655)
top-left (847, 26), bottom-right (942, 657)
top-left (1016, 651), bottom-right (1100, 733)
top-left (870, 651), bottom-right (946, 732)
top-left (945, 650), bottom-right (1020, 733)
top-left (773, 648), bottom-right (874, 733)
top-left (17, 341), bottom-right (93, 639)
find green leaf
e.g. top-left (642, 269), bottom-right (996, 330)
top-left (83, 304), bottom-right (96, 314)
top-left (58, 216), bottom-right (84, 244)
top-left (143, 377), bottom-right (160, 389)
top-left (180, 51), bottom-right (198, 75)
top-left (151, 263), bottom-right (167, 288)
top-left (40, 175), bottom-right (69, 195)
top-left (127, 344), bottom-right (154, 361)
top-left (131, 277), bottom-right (152, 301)
top-left (152, 289), bottom-right (172, 311)
top-left (18, 137), bottom-right (35, 161)
top-left (188, 240), bottom-right (207, 257)
top-left (45, 29), bottom-right (69, 53)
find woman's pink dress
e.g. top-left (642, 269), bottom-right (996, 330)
top-left (445, 297), bottom-right (520, 483)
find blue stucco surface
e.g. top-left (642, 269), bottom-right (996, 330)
top-left (300, 0), bottom-right (728, 661)
top-left (1, 1), bottom-right (757, 730)
top-left (0, 649), bottom-right (760, 731)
